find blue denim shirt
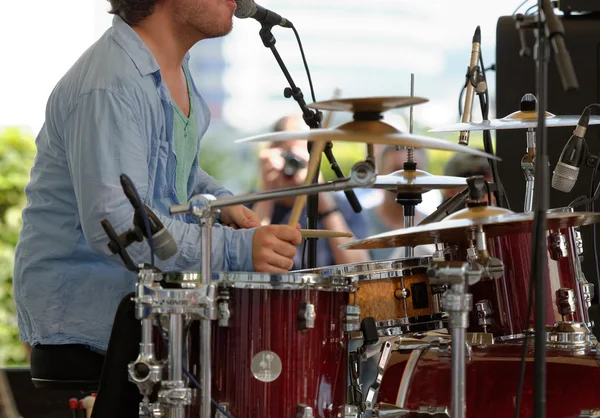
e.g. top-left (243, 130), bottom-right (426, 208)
top-left (13, 16), bottom-right (255, 352)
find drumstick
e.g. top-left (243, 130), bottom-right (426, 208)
top-left (288, 139), bottom-right (327, 226)
top-left (300, 229), bottom-right (353, 238)
top-left (288, 88), bottom-right (341, 227)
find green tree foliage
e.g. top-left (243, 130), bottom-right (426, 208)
top-left (0, 128), bottom-right (36, 366)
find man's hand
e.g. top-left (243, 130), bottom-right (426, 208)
top-left (253, 224), bottom-right (302, 273)
top-left (220, 205), bottom-right (261, 229)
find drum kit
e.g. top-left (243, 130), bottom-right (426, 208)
top-left (122, 94), bottom-right (600, 418)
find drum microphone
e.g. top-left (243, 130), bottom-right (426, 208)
top-left (419, 187), bottom-right (470, 225)
top-left (458, 26), bottom-right (481, 146)
top-left (234, 0), bottom-right (293, 28)
top-left (552, 108), bottom-right (590, 193)
top-left (120, 174), bottom-right (178, 261)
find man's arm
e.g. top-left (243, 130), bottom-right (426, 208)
top-left (63, 88), bottom-right (255, 272)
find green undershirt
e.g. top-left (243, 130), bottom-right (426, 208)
top-left (173, 68), bottom-right (198, 204)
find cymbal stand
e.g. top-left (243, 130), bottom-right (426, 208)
top-left (397, 73), bottom-right (420, 259)
top-left (427, 260), bottom-right (484, 418)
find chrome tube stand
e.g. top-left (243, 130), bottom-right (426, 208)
top-left (129, 268), bottom-right (163, 417)
top-left (427, 261), bottom-right (483, 418)
top-left (171, 161), bottom-right (376, 216)
top-left (200, 213), bottom-right (214, 418)
top-left (521, 127), bottom-right (536, 213)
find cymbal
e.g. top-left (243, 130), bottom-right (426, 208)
top-left (339, 211), bottom-right (600, 250)
top-left (373, 169), bottom-right (467, 193)
top-left (235, 120), bottom-right (501, 161)
top-left (307, 96), bottom-right (428, 113)
top-left (430, 110), bottom-right (600, 133)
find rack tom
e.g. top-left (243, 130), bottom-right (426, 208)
top-left (295, 258), bottom-right (445, 336)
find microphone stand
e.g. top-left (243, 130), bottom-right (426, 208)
top-left (532, 2), bottom-right (577, 417)
top-left (257, 22), bottom-right (362, 268)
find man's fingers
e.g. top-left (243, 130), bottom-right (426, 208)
top-left (271, 225), bottom-right (302, 245)
top-left (272, 239), bottom-right (297, 259)
top-left (262, 251), bottom-right (294, 271)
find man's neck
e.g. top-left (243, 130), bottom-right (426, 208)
top-left (132, 10), bottom-right (203, 75)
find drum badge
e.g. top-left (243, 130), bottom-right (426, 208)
top-left (251, 350), bottom-right (282, 383)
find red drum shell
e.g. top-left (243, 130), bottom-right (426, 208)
top-left (456, 227), bottom-right (590, 337)
top-left (211, 287), bottom-right (349, 418)
top-left (378, 343), bottom-right (600, 418)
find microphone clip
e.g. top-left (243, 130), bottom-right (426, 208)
top-left (465, 65), bottom-right (487, 95)
top-left (101, 219), bottom-right (143, 272)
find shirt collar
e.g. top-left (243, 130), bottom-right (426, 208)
top-left (109, 15), bottom-right (191, 78)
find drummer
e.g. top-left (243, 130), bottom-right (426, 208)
top-left (251, 115), bottom-right (370, 269)
top-left (13, 0), bottom-right (302, 365)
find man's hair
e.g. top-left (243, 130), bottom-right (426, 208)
top-left (444, 153), bottom-right (492, 178)
top-left (108, 0), bottom-right (160, 25)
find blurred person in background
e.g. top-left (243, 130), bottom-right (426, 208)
top-left (251, 115), bottom-right (370, 269)
top-left (442, 153), bottom-right (494, 203)
top-left (364, 145), bottom-right (437, 260)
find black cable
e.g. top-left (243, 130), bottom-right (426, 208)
top-left (513, 0), bottom-right (532, 15)
top-left (484, 180), bottom-right (492, 204)
top-left (477, 50), bottom-right (510, 210)
top-left (581, 103), bottom-right (600, 306)
top-left (590, 158), bottom-right (600, 307)
top-left (301, 237), bottom-right (308, 270)
top-left (183, 368), bottom-right (236, 418)
top-left (458, 65), bottom-right (495, 118)
top-left (514, 252), bottom-right (536, 418)
top-left (291, 25), bottom-right (316, 103)
top-left (524, 4), bottom-right (538, 15)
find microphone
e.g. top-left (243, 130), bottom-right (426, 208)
top-left (458, 26), bottom-right (481, 146)
top-left (552, 108), bottom-right (590, 193)
top-left (419, 187), bottom-right (470, 225)
top-left (120, 174), bottom-right (178, 260)
top-left (234, 0), bottom-right (293, 28)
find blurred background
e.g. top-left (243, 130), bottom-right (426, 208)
top-left (0, 0), bottom-right (553, 365)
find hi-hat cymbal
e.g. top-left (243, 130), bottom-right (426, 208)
top-left (339, 211), bottom-right (600, 250)
top-left (430, 110), bottom-right (600, 133)
top-left (235, 120), bottom-right (501, 161)
top-left (307, 96), bottom-right (428, 113)
top-left (373, 169), bottom-right (467, 193)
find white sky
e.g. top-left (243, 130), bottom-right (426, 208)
top-left (0, 0), bottom-right (525, 135)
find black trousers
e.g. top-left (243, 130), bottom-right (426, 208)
top-left (91, 293), bottom-right (142, 418)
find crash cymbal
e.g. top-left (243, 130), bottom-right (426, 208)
top-left (430, 111), bottom-right (600, 133)
top-left (235, 120), bottom-right (501, 161)
top-left (339, 211), bottom-right (600, 250)
top-left (373, 169), bottom-right (467, 193)
top-left (445, 205), bottom-right (514, 220)
top-left (307, 96), bottom-right (428, 113)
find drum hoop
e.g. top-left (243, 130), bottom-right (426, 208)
top-left (158, 271), bottom-right (356, 292)
top-left (293, 257), bottom-right (431, 282)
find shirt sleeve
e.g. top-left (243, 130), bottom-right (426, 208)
top-left (62, 88), bottom-right (255, 272)
top-left (335, 192), bottom-right (369, 239)
top-left (192, 167), bottom-right (234, 198)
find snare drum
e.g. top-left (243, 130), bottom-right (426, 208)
top-left (207, 272), bottom-right (353, 418)
top-left (295, 258), bottom-right (445, 336)
top-left (376, 341), bottom-right (600, 418)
